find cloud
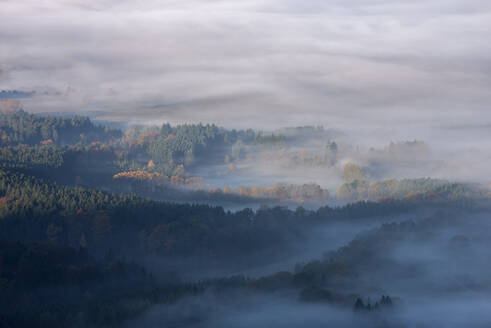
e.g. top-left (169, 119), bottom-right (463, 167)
top-left (1, 0), bottom-right (490, 134)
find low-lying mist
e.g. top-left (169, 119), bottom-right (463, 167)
top-left (123, 203), bottom-right (491, 328)
top-left (1, 0), bottom-right (491, 326)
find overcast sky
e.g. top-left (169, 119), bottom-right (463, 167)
top-left (1, 0), bottom-right (490, 134)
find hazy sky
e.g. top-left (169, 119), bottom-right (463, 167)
top-left (1, 0), bottom-right (490, 130)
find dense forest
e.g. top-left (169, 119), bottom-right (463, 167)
top-left (1, 109), bottom-right (491, 327)
top-left (1, 110), bottom-right (485, 204)
top-left (1, 165), bottom-right (458, 327)
top-left (3, 1), bottom-right (488, 325)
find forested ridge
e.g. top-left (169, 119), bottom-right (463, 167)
top-left (1, 109), bottom-right (485, 205)
top-left (1, 109), bottom-right (490, 327)
top-left (0, 109), bottom-right (121, 146)
top-left (0, 168), bottom-right (422, 327)
top-left (0, 168), bottom-right (429, 260)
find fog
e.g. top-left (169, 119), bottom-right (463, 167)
top-left (4, 0), bottom-right (491, 183)
top-left (138, 211), bottom-right (405, 280)
top-left (127, 294), bottom-right (491, 328)
top-left (2, 1), bottom-right (491, 327)
top-left (2, 0), bottom-right (491, 131)
top-left (124, 294), bottom-right (366, 328)
top-left (181, 134), bottom-right (490, 198)
top-left (123, 205), bottom-right (491, 328)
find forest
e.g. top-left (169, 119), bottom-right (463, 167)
top-left (1, 109), bottom-right (491, 327)
top-left (2, 2), bottom-right (489, 326)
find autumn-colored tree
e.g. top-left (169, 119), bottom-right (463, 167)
top-left (336, 180), bottom-right (369, 201)
top-left (164, 134), bottom-right (175, 142)
top-left (342, 163), bottom-right (368, 183)
top-left (40, 139), bottom-right (53, 145)
top-left (173, 164), bottom-right (185, 177)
